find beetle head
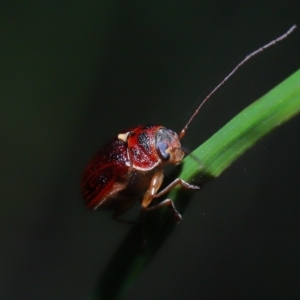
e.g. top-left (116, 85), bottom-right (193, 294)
top-left (155, 128), bottom-right (184, 165)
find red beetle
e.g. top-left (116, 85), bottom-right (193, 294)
top-left (81, 26), bottom-right (295, 224)
top-left (81, 124), bottom-right (199, 223)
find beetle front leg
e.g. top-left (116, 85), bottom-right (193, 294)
top-left (146, 198), bottom-right (182, 223)
top-left (141, 172), bottom-right (200, 223)
top-left (149, 178), bottom-right (200, 223)
top-left (141, 171), bottom-right (164, 210)
top-left (154, 178), bottom-right (200, 199)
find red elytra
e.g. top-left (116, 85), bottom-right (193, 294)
top-left (81, 26), bottom-right (296, 224)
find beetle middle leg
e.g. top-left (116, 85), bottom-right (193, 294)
top-left (141, 171), bottom-right (200, 223)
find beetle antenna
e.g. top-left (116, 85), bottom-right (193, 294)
top-left (179, 25), bottom-right (297, 139)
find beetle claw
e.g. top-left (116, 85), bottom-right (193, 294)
top-left (174, 211), bottom-right (182, 223)
top-left (191, 184), bottom-right (201, 190)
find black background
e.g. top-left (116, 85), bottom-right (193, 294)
top-left (1, 1), bottom-right (300, 299)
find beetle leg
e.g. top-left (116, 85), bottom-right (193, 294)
top-left (141, 172), bottom-right (200, 223)
top-left (141, 171), bottom-right (181, 222)
top-left (146, 198), bottom-right (182, 223)
top-left (141, 171), bottom-right (165, 209)
top-left (154, 178), bottom-right (200, 198)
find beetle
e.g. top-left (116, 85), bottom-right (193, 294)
top-left (81, 26), bottom-right (295, 224)
top-left (81, 124), bottom-right (199, 223)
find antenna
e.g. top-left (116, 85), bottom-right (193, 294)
top-left (179, 25), bottom-right (297, 139)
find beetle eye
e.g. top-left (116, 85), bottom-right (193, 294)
top-left (157, 141), bottom-right (170, 161)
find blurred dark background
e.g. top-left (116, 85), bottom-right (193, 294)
top-left (1, 1), bottom-right (300, 299)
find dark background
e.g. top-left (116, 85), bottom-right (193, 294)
top-left (1, 1), bottom-right (300, 299)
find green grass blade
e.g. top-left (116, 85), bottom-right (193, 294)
top-left (95, 69), bottom-right (300, 300)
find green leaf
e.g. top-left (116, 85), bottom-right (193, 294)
top-left (94, 69), bottom-right (300, 300)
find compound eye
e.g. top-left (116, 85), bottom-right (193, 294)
top-left (157, 141), bottom-right (170, 161)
